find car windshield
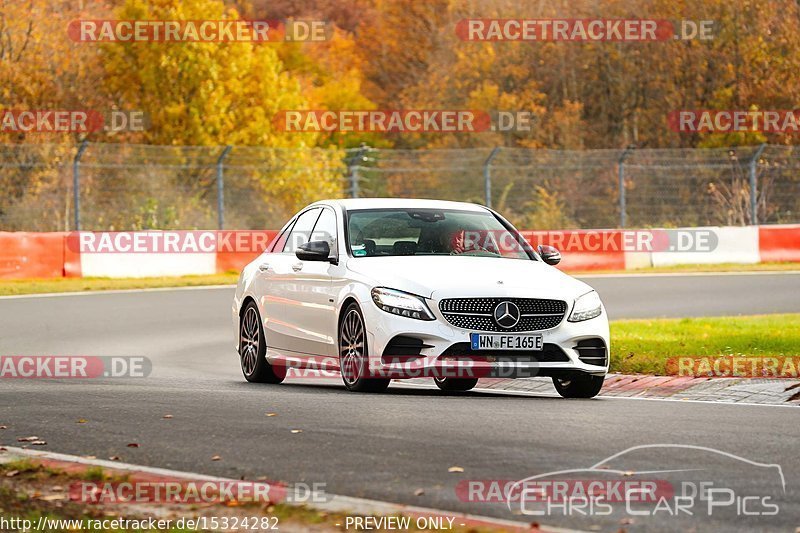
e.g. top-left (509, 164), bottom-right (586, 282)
top-left (346, 208), bottom-right (533, 259)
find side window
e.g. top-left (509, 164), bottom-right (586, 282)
top-left (310, 208), bottom-right (337, 255)
top-left (282, 207), bottom-right (322, 253)
top-left (269, 219), bottom-right (295, 252)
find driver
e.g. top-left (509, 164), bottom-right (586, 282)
top-left (448, 229), bottom-right (467, 254)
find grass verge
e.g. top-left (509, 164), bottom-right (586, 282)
top-left (0, 457), bottom-right (515, 532)
top-left (0, 274), bottom-right (239, 296)
top-left (610, 313), bottom-right (800, 374)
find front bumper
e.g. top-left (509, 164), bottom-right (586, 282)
top-left (361, 298), bottom-right (610, 379)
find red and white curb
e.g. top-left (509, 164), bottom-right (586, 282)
top-left (398, 375), bottom-right (800, 407)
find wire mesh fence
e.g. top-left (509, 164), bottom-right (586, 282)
top-left (354, 144), bottom-right (799, 228)
top-left (0, 142), bottom-right (347, 231)
top-left (1, 142), bottom-right (798, 231)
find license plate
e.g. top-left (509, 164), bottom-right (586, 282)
top-left (470, 333), bottom-right (543, 351)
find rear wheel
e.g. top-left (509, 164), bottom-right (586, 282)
top-left (239, 302), bottom-right (284, 384)
top-left (339, 303), bottom-right (390, 392)
top-left (434, 376), bottom-right (478, 392)
top-left (552, 373), bottom-right (604, 398)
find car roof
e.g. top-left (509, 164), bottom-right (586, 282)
top-left (310, 198), bottom-right (491, 212)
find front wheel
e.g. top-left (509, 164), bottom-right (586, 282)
top-left (339, 303), bottom-right (390, 393)
top-left (552, 373), bottom-right (604, 398)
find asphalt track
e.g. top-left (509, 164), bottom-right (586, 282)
top-left (1, 272), bottom-right (799, 531)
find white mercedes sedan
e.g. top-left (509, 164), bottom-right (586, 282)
top-left (232, 199), bottom-right (609, 397)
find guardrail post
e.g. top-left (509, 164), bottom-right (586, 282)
top-left (72, 140), bottom-right (89, 231)
top-left (216, 145), bottom-right (232, 230)
top-left (618, 145), bottom-right (634, 228)
top-left (483, 147), bottom-right (501, 208)
top-left (749, 143), bottom-right (767, 225)
top-left (348, 143), bottom-right (369, 198)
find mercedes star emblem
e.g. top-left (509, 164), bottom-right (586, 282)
top-left (493, 301), bottom-right (521, 329)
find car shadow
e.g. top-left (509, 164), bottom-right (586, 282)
top-left (271, 380), bottom-right (567, 399)
top-left (224, 378), bottom-right (602, 400)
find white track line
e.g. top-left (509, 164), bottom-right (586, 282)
top-left (0, 446), bottom-right (580, 533)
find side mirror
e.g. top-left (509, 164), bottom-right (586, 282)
top-left (296, 240), bottom-right (333, 262)
top-left (538, 244), bottom-right (561, 265)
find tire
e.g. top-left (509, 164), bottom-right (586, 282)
top-left (239, 301), bottom-right (284, 384)
top-left (434, 377), bottom-right (478, 392)
top-left (339, 303), bottom-right (390, 392)
top-left (552, 372), bottom-right (604, 398)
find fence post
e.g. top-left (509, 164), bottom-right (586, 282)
top-left (749, 143), bottom-right (767, 225)
top-left (618, 145), bottom-right (634, 228)
top-left (216, 145), bottom-right (232, 230)
top-left (483, 147), bottom-right (501, 208)
top-left (72, 140), bottom-right (89, 231)
top-left (349, 143), bottom-right (369, 198)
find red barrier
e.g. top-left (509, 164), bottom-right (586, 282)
top-left (62, 233), bottom-right (82, 277)
top-left (0, 232), bottom-right (67, 279)
top-left (521, 230), bottom-right (626, 271)
top-left (758, 225), bottom-right (800, 262)
top-left (215, 230), bottom-right (277, 273)
top-left (2, 226), bottom-right (798, 280)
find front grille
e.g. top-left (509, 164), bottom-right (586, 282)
top-left (440, 342), bottom-right (570, 362)
top-left (438, 297), bottom-right (567, 332)
top-left (574, 338), bottom-right (607, 366)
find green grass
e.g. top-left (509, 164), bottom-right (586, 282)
top-left (611, 314), bottom-right (800, 374)
top-left (0, 273), bottom-right (239, 296)
top-left (0, 459), bottom-right (40, 474)
top-left (77, 466), bottom-right (129, 483)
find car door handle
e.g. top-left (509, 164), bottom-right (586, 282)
top-left (291, 262), bottom-right (303, 272)
top-left (258, 263), bottom-right (272, 272)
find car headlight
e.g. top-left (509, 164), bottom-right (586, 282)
top-left (568, 291), bottom-right (603, 322)
top-left (371, 287), bottom-right (435, 321)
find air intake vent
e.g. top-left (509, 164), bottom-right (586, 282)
top-left (574, 338), bottom-right (607, 366)
top-left (382, 335), bottom-right (428, 364)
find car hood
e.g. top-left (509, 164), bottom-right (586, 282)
top-left (345, 256), bottom-right (594, 301)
